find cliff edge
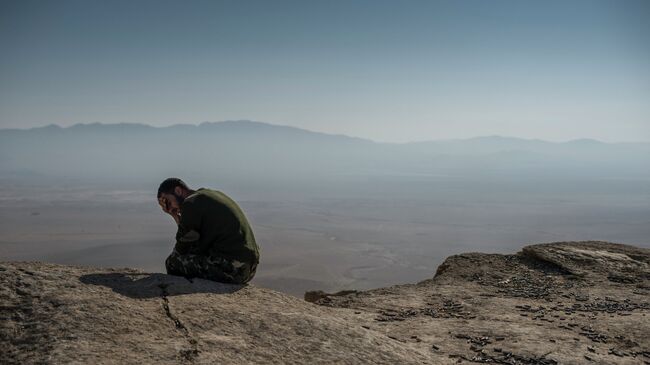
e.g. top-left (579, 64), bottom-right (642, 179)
top-left (2, 241), bottom-right (649, 364)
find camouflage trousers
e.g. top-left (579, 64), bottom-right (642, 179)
top-left (165, 249), bottom-right (257, 284)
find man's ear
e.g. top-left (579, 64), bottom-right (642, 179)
top-left (174, 186), bottom-right (183, 196)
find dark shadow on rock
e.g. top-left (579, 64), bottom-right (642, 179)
top-left (79, 272), bottom-right (244, 299)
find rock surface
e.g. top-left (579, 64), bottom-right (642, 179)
top-left (2, 241), bottom-right (649, 364)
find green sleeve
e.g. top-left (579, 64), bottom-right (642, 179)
top-left (174, 198), bottom-right (226, 255)
top-left (174, 200), bottom-right (203, 255)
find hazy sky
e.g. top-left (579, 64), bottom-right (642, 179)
top-left (1, 0), bottom-right (648, 142)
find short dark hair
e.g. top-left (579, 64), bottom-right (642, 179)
top-left (157, 177), bottom-right (189, 198)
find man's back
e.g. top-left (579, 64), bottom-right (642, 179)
top-left (176, 188), bottom-right (259, 264)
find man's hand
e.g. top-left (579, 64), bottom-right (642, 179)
top-left (158, 196), bottom-right (181, 225)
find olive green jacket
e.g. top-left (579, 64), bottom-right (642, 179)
top-left (175, 188), bottom-right (259, 264)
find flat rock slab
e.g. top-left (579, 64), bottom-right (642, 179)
top-left (2, 241), bottom-right (649, 364)
top-left (0, 263), bottom-right (430, 364)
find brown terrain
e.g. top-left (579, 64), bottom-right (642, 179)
top-left (2, 241), bottom-right (649, 364)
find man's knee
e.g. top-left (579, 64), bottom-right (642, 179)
top-left (165, 250), bottom-right (190, 276)
top-left (226, 259), bottom-right (257, 284)
top-left (196, 257), bottom-right (254, 284)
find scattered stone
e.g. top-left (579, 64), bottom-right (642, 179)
top-left (609, 348), bottom-right (625, 357)
top-left (579, 326), bottom-right (609, 343)
top-left (375, 308), bottom-right (418, 322)
top-left (575, 294), bottom-right (589, 302)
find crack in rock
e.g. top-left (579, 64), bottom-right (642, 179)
top-left (158, 283), bottom-right (200, 362)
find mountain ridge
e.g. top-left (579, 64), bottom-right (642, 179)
top-left (2, 120), bottom-right (649, 184)
top-left (2, 120), bottom-right (647, 146)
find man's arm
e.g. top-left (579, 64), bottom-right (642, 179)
top-left (174, 200), bottom-right (203, 255)
top-left (175, 202), bottom-right (228, 256)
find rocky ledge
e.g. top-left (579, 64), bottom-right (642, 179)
top-left (2, 241), bottom-right (649, 364)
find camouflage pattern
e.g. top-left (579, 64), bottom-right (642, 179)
top-left (165, 249), bottom-right (257, 284)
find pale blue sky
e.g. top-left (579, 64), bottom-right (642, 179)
top-left (1, 0), bottom-right (648, 142)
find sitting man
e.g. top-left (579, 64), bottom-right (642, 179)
top-left (157, 178), bottom-right (259, 284)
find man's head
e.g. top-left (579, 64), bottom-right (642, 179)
top-left (157, 178), bottom-right (193, 216)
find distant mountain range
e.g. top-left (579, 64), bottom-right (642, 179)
top-left (1, 120), bottom-right (644, 146)
top-left (1, 120), bottom-right (649, 184)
